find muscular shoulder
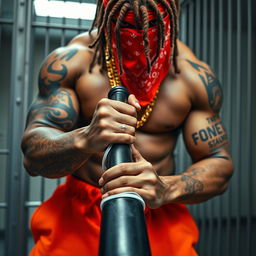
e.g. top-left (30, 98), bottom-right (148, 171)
top-left (38, 31), bottom-right (96, 96)
top-left (176, 41), bottom-right (223, 114)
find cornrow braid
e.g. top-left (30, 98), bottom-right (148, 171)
top-left (164, 0), bottom-right (180, 72)
top-left (140, 4), bottom-right (151, 73)
top-left (133, 0), bottom-right (141, 29)
top-left (89, 0), bottom-right (179, 74)
top-left (106, 0), bottom-right (128, 61)
top-left (146, 0), bottom-right (166, 65)
top-left (88, 0), bottom-right (103, 35)
top-left (114, 3), bottom-right (130, 74)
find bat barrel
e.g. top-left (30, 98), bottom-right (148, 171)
top-left (98, 86), bottom-right (151, 256)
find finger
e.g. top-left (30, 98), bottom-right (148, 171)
top-left (131, 144), bottom-right (145, 162)
top-left (113, 122), bottom-right (136, 136)
top-left (128, 94), bottom-right (141, 111)
top-left (109, 99), bottom-right (137, 117)
top-left (101, 176), bottom-right (143, 194)
top-left (102, 186), bottom-right (145, 199)
top-left (107, 132), bottom-right (136, 145)
top-left (114, 111), bottom-right (137, 128)
top-left (99, 162), bottom-right (142, 185)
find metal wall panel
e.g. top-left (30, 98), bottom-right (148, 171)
top-left (179, 0), bottom-right (255, 255)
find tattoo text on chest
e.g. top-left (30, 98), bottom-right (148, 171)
top-left (180, 168), bottom-right (205, 199)
top-left (186, 59), bottom-right (223, 113)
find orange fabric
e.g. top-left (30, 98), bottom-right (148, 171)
top-left (30, 175), bottom-right (199, 256)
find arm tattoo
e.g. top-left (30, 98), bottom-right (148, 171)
top-left (27, 89), bottom-right (78, 131)
top-left (180, 167), bottom-right (205, 200)
top-left (186, 59), bottom-right (223, 113)
top-left (191, 115), bottom-right (229, 156)
top-left (27, 48), bottom-right (79, 131)
top-left (24, 133), bottom-right (86, 176)
top-left (39, 48), bottom-right (78, 95)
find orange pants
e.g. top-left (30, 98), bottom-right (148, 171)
top-left (30, 175), bottom-right (199, 256)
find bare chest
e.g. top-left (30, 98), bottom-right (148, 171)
top-left (74, 72), bottom-right (192, 183)
top-left (75, 71), bottom-right (191, 133)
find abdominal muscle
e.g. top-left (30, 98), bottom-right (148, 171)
top-left (74, 130), bottom-right (178, 187)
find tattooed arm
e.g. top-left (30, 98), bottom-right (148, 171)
top-left (163, 58), bottom-right (233, 204)
top-left (21, 43), bottom-right (138, 178)
top-left (21, 46), bottom-right (89, 178)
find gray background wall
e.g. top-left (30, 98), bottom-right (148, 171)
top-left (0, 0), bottom-right (255, 255)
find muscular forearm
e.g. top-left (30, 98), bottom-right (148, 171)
top-left (21, 126), bottom-right (91, 178)
top-left (162, 157), bottom-right (233, 204)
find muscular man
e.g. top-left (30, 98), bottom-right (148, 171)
top-left (21, 0), bottom-right (233, 255)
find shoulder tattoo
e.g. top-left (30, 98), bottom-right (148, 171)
top-left (186, 59), bottom-right (223, 113)
top-left (39, 48), bottom-right (78, 95)
top-left (27, 89), bottom-right (78, 131)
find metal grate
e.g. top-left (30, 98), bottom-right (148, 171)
top-left (177, 0), bottom-right (255, 255)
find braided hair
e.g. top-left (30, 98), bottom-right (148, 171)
top-left (88, 0), bottom-right (180, 74)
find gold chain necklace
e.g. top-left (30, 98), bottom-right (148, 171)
top-left (105, 46), bottom-right (159, 129)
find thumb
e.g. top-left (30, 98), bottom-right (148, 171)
top-left (131, 144), bottom-right (144, 162)
top-left (128, 94), bottom-right (141, 111)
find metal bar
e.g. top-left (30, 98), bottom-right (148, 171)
top-left (0, 18), bottom-right (13, 24)
top-left (21, 2), bottom-right (34, 255)
top-left (202, 0), bottom-right (208, 62)
top-left (235, 0), bottom-right (242, 255)
top-left (39, 26), bottom-right (50, 203)
top-left (181, 0), bottom-right (192, 8)
top-left (5, 0), bottom-right (29, 255)
top-left (25, 201), bottom-right (42, 207)
top-left (188, 1), bottom-right (194, 50)
top-left (31, 21), bottom-right (92, 30)
top-left (192, 0), bottom-right (201, 225)
top-left (246, 0), bottom-right (252, 255)
top-left (180, 5), bottom-right (187, 44)
top-left (217, 0), bottom-right (224, 254)
top-left (208, 1), bottom-right (215, 255)
top-left (195, 0), bottom-right (201, 58)
top-left (0, 149), bottom-right (9, 155)
top-left (199, 1), bottom-right (208, 253)
top-left (0, 202), bottom-right (7, 208)
top-left (226, 0), bottom-right (233, 254)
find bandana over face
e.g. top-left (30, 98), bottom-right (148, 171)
top-left (103, 1), bottom-right (172, 106)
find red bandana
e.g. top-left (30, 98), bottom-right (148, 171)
top-left (103, 1), bottom-right (172, 106)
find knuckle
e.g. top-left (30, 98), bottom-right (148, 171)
top-left (131, 117), bottom-right (137, 127)
top-left (148, 190), bottom-right (156, 200)
top-left (146, 175), bottom-right (157, 185)
top-left (98, 107), bottom-right (109, 118)
top-left (130, 126), bottom-right (136, 135)
top-left (130, 106), bottom-right (137, 116)
top-left (120, 177), bottom-right (128, 186)
top-left (118, 163), bottom-right (126, 171)
top-left (98, 119), bottom-right (108, 129)
top-left (98, 98), bottom-right (109, 107)
top-left (144, 162), bottom-right (153, 169)
top-left (100, 130), bottom-right (110, 141)
top-left (127, 135), bottom-right (135, 144)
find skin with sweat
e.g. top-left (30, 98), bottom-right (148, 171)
top-left (21, 31), bottom-right (233, 209)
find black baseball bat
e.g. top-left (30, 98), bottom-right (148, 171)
top-left (99, 86), bottom-right (151, 256)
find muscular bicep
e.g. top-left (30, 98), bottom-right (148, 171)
top-left (26, 88), bottom-right (79, 131)
top-left (183, 111), bottom-right (230, 162)
top-left (25, 46), bottom-right (82, 131)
